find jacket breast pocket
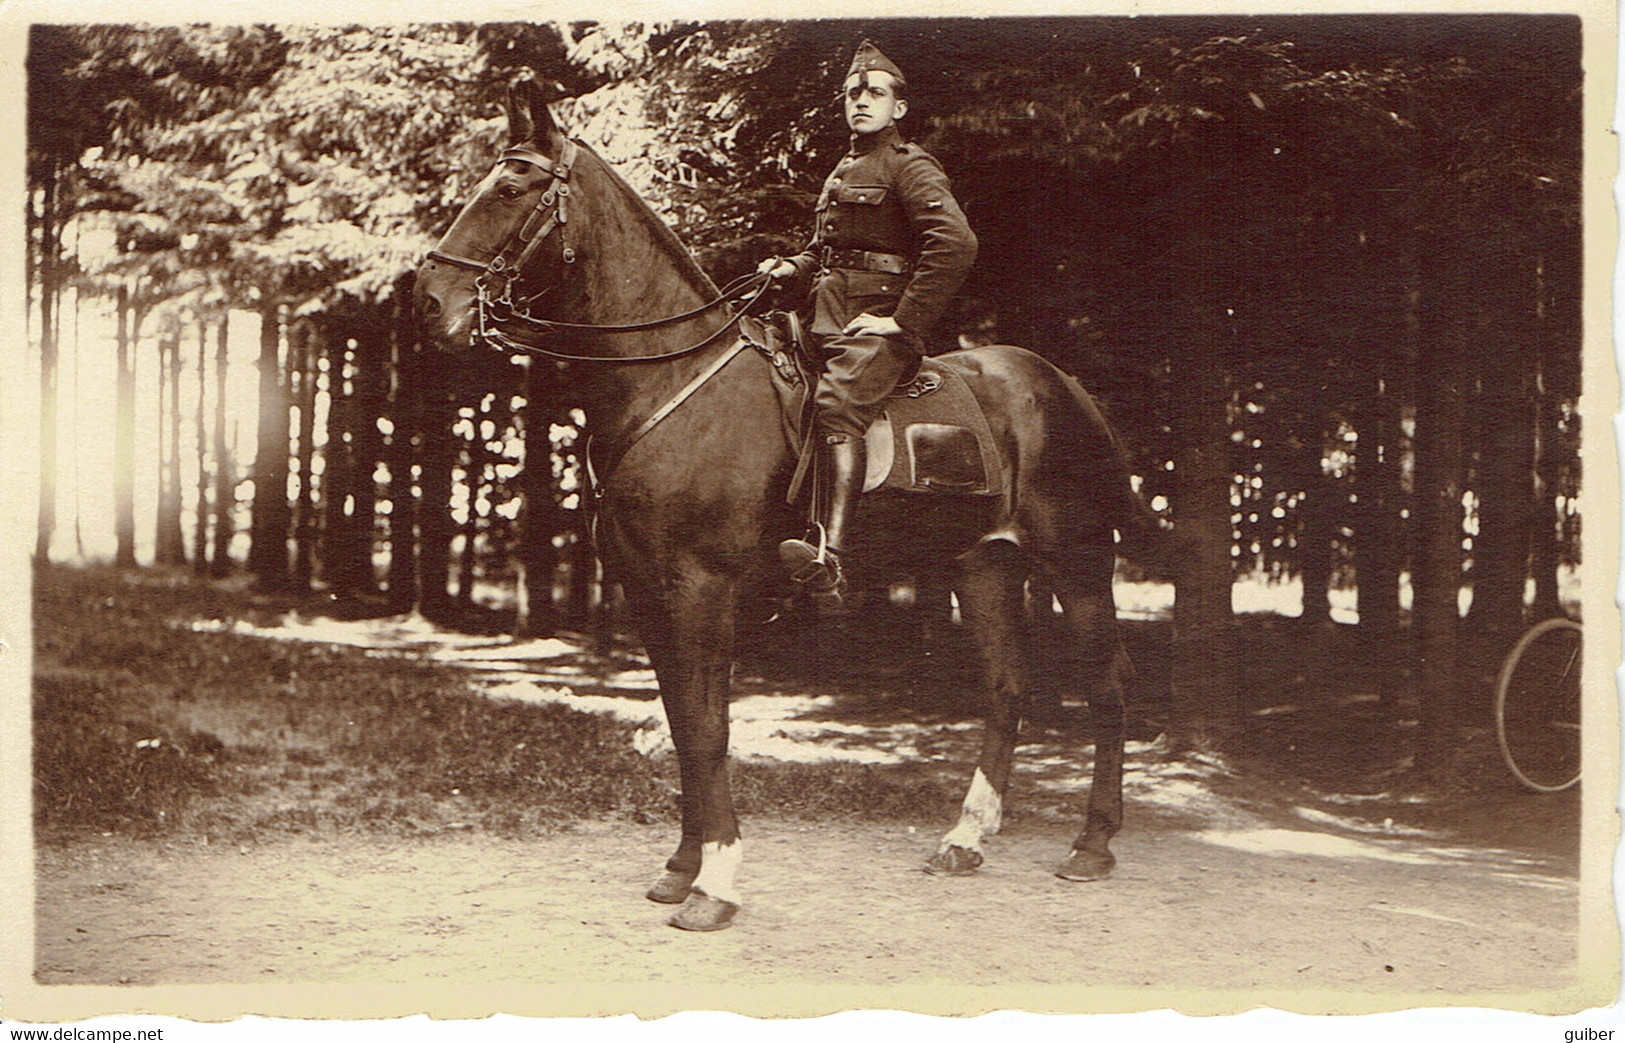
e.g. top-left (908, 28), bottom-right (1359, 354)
top-left (836, 185), bottom-right (888, 206)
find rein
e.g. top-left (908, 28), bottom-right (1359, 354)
top-left (478, 270), bottom-right (774, 364)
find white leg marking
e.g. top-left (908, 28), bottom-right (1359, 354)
top-left (937, 768), bottom-right (1003, 853)
top-left (691, 839), bottom-right (744, 905)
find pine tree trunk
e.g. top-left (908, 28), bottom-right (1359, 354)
top-left (417, 389), bottom-right (457, 623)
top-left (1355, 376), bottom-right (1404, 704)
top-left (1167, 255), bottom-right (1239, 749)
top-left (71, 291), bottom-right (86, 561)
top-left (154, 332), bottom-right (186, 566)
top-left (322, 321), bottom-right (358, 596)
top-left (1294, 421), bottom-right (1334, 625)
top-left (456, 402), bottom-right (484, 608)
top-left (25, 173), bottom-right (37, 348)
top-left (385, 288), bottom-right (419, 613)
top-left (154, 333), bottom-right (171, 562)
top-left (114, 286), bottom-right (138, 569)
top-left (210, 318), bottom-right (234, 576)
top-left (1528, 380), bottom-right (1565, 620)
top-left (1465, 253), bottom-right (1535, 637)
top-left (192, 317), bottom-right (210, 573)
top-left (458, 503), bottom-right (478, 607)
top-left (349, 313), bottom-right (387, 599)
top-left (1468, 381), bottom-right (1535, 634)
top-left (1530, 239), bottom-right (1580, 621)
top-left (562, 526), bottom-right (599, 634)
top-left (1411, 267), bottom-right (1468, 773)
top-left (248, 299), bottom-right (291, 588)
top-left (292, 320), bottom-right (318, 590)
top-left (514, 363), bottom-right (560, 638)
top-left (35, 161), bottom-right (59, 563)
top-left (166, 330), bottom-right (186, 563)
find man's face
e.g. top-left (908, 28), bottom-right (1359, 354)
top-left (843, 70), bottom-right (906, 135)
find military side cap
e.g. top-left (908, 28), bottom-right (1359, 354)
top-left (847, 40), bottom-right (905, 82)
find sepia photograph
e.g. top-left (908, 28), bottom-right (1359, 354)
top-left (2, 4), bottom-right (1617, 1033)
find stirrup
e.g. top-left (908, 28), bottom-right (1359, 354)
top-left (779, 523), bottom-right (842, 591)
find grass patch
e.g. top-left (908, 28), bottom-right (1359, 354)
top-left (34, 564), bottom-right (675, 841)
top-left (33, 564), bottom-right (966, 844)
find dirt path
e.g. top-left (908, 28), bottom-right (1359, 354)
top-left (35, 808), bottom-right (1578, 1014)
top-left (27, 594), bottom-right (1593, 1015)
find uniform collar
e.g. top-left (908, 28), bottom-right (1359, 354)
top-left (848, 124), bottom-right (904, 156)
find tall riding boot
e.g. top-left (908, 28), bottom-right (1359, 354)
top-left (780, 434), bottom-right (866, 611)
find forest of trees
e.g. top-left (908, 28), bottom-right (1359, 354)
top-left (25, 18), bottom-right (1585, 759)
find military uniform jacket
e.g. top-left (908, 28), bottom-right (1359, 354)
top-left (787, 125), bottom-right (977, 345)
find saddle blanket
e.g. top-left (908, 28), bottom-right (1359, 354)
top-left (864, 360), bottom-right (1006, 497)
top-left (741, 316), bottom-right (1005, 501)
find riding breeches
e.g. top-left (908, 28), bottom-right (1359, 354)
top-left (813, 333), bottom-right (921, 440)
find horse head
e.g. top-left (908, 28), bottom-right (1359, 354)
top-left (414, 80), bottom-right (581, 351)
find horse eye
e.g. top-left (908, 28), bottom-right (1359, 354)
top-left (497, 183), bottom-right (524, 201)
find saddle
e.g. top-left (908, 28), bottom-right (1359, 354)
top-left (738, 313), bottom-right (1008, 504)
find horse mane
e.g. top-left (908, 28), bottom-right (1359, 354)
top-left (572, 141), bottom-right (721, 301)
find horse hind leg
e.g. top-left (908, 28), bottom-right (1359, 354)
top-left (1049, 573), bottom-right (1130, 882)
top-left (926, 539), bottom-right (1028, 877)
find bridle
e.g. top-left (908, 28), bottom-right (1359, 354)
top-left (425, 139), bottom-right (772, 364)
top-left (426, 141), bottom-right (578, 307)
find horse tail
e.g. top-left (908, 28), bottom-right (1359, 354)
top-left (1058, 371), bottom-right (1173, 575)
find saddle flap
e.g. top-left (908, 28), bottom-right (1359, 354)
top-left (870, 359), bottom-right (1007, 497)
top-left (862, 418), bottom-right (895, 492)
top-left (905, 423), bottom-right (984, 491)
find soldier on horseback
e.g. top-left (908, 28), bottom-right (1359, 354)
top-left (761, 40), bottom-right (978, 611)
top-left (420, 64), bottom-right (1152, 927)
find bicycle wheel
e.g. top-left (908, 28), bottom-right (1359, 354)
top-left (1494, 617), bottom-right (1582, 792)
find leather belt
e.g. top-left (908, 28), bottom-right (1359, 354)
top-left (820, 246), bottom-right (912, 276)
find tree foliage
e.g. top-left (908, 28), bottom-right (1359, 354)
top-left (29, 18), bottom-right (1585, 758)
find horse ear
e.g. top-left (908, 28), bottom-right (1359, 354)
top-left (506, 83), bottom-right (537, 145)
top-left (533, 85), bottom-right (567, 147)
top-left (506, 78), bottom-right (568, 148)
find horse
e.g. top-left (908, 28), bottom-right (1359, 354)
top-left (414, 85), bottom-right (1159, 932)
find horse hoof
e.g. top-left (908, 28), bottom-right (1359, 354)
top-left (667, 890), bottom-right (739, 932)
top-left (925, 844), bottom-right (984, 876)
top-left (646, 870), bottom-right (698, 905)
top-left (1055, 848), bottom-right (1115, 881)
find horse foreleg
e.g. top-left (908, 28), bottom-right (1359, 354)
top-left (1051, 581), bottom-right (1128, 882)
top-left (650, 568), bottom-right (745, 931)
top-left (623, 597), bottom-right (704, 905)
top-left (927, 541), bottom-right (1028, 876)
